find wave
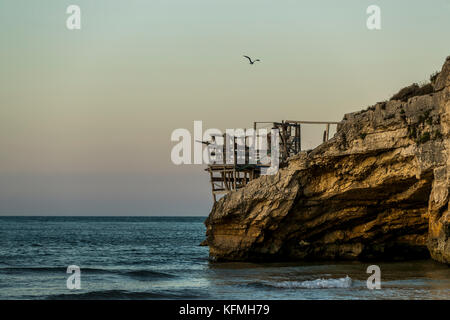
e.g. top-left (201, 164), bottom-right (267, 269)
top-left (0, 266), bottom-right (119, 274)
top-left (0, 266), bottom-right (176, 280)
top-left (31, 243), bottom-right (43, 247)
top-left (0, 267), bottom-right (67, 273)
top-left (250, 276), bottom-right (353, 289)
top-left (123, 270), bottom-right (176, 280)
top-left (46, 289), bottom-right (205, 300)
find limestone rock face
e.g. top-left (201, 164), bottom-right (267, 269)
top-left (205, 56), bottom-right (450, 264)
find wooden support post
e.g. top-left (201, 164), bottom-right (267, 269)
top-left (221, 170), bottom-right (228, 191)
top-left (223, 133), bottom-right (227, 165)
top-left (280, 123), bottom-right (288, 162)
top-left (209, 170), bottom-right (216, 203)
top-left (298, 124), bottom-right (301, 152)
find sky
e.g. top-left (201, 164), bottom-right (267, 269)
top-left (0, 0), bottom-right (449, 216)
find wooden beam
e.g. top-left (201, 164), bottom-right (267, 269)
top-left (326, 123), bottom-right (330, 141)
top-left (285, 120), bottom-right (339, 125)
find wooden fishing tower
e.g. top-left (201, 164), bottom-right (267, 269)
top-left (206, 120), bottom-right (339, 202)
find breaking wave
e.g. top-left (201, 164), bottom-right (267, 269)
top-left (251, 276), bottom-right (353, 289)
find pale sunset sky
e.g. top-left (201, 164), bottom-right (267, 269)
top-left (1, 0), bottom-right (449, 215)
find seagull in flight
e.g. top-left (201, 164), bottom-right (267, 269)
top-left (243, 55), bottom-right (260, 65)
top-left (196, 140), bottom-right (212, 146)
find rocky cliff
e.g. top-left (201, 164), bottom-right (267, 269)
top-left (205, 56), bottom-right (450, 264)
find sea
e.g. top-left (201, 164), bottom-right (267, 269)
top-left (0, 216), bottom-right (449, 300)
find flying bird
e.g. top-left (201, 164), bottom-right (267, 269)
top-left (195, 140), bottom-right (212, 146)
top-left (243, 55), bottom-right (260, 65)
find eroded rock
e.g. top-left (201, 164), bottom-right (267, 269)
top-left (205, 56), bottom-right (450, 264)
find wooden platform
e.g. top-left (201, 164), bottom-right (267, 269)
top-left (206, 120), bottom-right (338, 203)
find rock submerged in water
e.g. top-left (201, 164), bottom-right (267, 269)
top-left (204, 56), bottom-right (450, 264)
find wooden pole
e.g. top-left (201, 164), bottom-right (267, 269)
top-left (209, 169), bottom-right (216, 203)
top-left (298, 124), bottom-right (301, 152)
top-left (326, 123), bottom-right (330, 141)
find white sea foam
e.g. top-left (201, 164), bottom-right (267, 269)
top-left (267, 275), bottom-right (352, 289)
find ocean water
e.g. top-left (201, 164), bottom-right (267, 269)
top-left (0, 216), bottom-right (449, 300)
